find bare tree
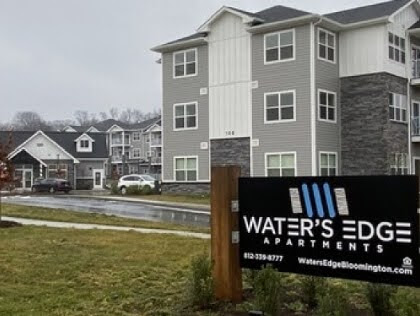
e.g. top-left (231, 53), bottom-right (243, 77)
top-left (0, 132), bottom-right (14, 222)
top-left (12, 111), bottom-right (51, 131)
top-left (109, 107), bottom-right (119, 120)
top-left (74, 110), bottom-right (98, 126)
top-left (99, 112), bottom-right (108, 121)
top-left (48, 119), bottom-right (75, 131)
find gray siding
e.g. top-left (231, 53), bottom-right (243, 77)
top-left (162, 44), bottom-right (210, 181)
top-left (411, 86), bottom-right (420, 158)
top-left (251, 24), bottom-right (312, 176)
top-left (315, 27), bottom-right (341, 173)
top-left (76, 160), bottom-right (105, 178)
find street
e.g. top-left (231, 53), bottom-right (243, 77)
top-left (2, 195), bottom-right (210, 227)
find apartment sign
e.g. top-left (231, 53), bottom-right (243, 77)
top-left (238, 176), bottom-right (419, 287)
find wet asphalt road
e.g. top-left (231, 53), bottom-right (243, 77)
top-left (2, 195), bottom-right (210, 227)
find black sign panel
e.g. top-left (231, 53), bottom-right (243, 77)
top-left (239, 176), bottom-right (419, 287)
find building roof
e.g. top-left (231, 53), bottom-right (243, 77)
top-left (153, 1), bottom-right (414, 50)
top-left (0, 131), bottom-right (108, 159)
top-left (325, 0), bottom-right (412, 24)
top-left (410, 19), bottom-right (420, 29)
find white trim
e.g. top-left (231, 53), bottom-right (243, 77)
top-left (310, 21), bottom-right (317, 176)
top-left (8, 131), bottom-right (79, 163)
top-left (389, 0), bottom-right (416, 21)
top-left (264, 152), bottom-right (297, 177)
top-left (317, 27), bottom-right (336, 64)
top-left (318, 151), bottom-right (338, 176)
top-left (249, 14), bottom-right (318, 33)
top-left (106, 124), bottom-right (124, 133)
top-left (63, 126), bottom-right (77, 132)
top-left (263, 28), bottom-right (296, 65)
top-left (173, 48), bottom-right (198, 79)
top-left (151, 37), bottom-right (206, 53)
top-left (74, 133), bottom-right (95, 143)
top-left (86, 126), bottom-right (99, 133)
top-left (78, 158), bottom-right (108, 161)
top-left (92, 169), bottom-right (104, 189)
top-left (173, 101), bottom-right (198, 131)
top-left (8, 147), bottom-right (47, 167)
top-left (263, 90), bottom-right (296, 124)
top-left (317, 89), bottom-right (337, 123)
top-left (197, 6), bottom-right (263, 33)
top-left (173, 155), bottom-right (199, 182)
top-left (412, 156), bottom-right (420, 176)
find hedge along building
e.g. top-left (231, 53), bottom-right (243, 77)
top-left (0, 131), bottom-right (108, 190)
top-left (152, 0), bottom-right (420, 194)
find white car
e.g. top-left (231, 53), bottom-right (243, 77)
top-left (117, 174), bottom-right (156, 194)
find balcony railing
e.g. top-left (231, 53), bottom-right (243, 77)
top-left (413, 60), bottom-right (420, 79)
top-left (412, 117), bottom-right (420, 136)
top-left (151, 138), bottom-right (162, 146)
top-left (151, 157), bottom-right (162, 164)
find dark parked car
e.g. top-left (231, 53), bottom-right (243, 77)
top-left (32, 178), bottom-right (73, 194)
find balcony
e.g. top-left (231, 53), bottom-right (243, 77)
top-left (411, 61), bottom-right (420, 86)
top-left (150, 138), bottom-right (162, 146)
top-left (151, 157), bottom-right (162, 165)
top-left (411, 117), bottom-right (420, 142)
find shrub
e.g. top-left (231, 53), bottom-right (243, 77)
top-left (252, 266), bottom-right (284, 315)
top-left (365, 283), bottom-right (397, 316)
top-left (300, 276), bottom-right (327, 311)
top-left (316, 284), bottom-right (350, 316)
top-left (141, 185), bottom-right (153, 195)
top-left (186, 254), bottom-right (214, 308)
top-left (391, 287), bottom-right (420, 316)
top-left (110, 181), bottom-right (119, 195)
top-left (126, 185), bottom-right (142, 195)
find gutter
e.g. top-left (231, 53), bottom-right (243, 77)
top-left (151, 37), bottom-right (207, 53)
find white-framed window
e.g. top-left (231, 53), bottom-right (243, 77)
top-left (390, 153), bottom-right (409, 175)
top-left (264, 90), bottom-right (296, 123)
top-left (133, 132), bottom-right (140, 141)
top-left (388, 32), bottom-right (406, 64)
top-left (174, 102), bottom-right (197, 130)
top-left (48, 164), bottom-right (68, 179)
top-left (132, 148), bottom-right (141, 158)
top-left (389, 92), bottom-right (407, 123)
top-left (174, 156), bottom-right (198, 181)
top-left (319, 152), bottom-right (338, 176)
top-left (265, 152), bottom-right (296, 177)
top-left (80, 140), bottom-right (89, 148)
top-left (318, 28), bottom-right (336, 63)
top-left (264, 29), bottom-right (295, 64)
top-left (173, 48), bottom-right (197, 78)
top-left (318, 89), bottom-right (337, 122)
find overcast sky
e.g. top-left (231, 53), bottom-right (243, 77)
top-left (0, 0), bottom-right (385, 123)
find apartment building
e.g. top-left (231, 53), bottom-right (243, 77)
top-left (152, 0), bottom-right (420, 193)
top-left (63, 117), bottom-right (162, 178)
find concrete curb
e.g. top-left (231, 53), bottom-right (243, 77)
top-left (3, 216), bottom-right (210, 240)
top-left (62, 194), bottom-right (211, 212)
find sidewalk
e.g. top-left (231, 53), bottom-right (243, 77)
top-left (3, 216), bottom-right (210, 240)
top-left (66, 194), bottom-right (211, 212)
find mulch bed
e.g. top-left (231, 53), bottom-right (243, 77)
top-left (0, 220), bottom-right (22, 228)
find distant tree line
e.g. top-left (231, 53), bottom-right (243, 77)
top-left (0, 107), bottom-right (161, 131)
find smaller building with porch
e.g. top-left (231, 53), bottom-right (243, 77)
top-left (0, 131), bottom-right (108, 191)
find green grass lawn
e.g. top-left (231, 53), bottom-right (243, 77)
top-left (1, 204), bottom-right (209, 234)
top-left (0, 226), bottom-right (210, 315)
top-left (117, 194), bottom-right (210, 206)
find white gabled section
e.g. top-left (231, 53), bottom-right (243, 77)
top-left (86, 126), bottom-right (100, 133)
top-left (8, 147), bottom-right (47, 167)
top-left (63, 126), bottom-right (77, 132)
top-left (74, 133), bottom-right (95, 143)
top-left (8, 131), bottom-right (79, 163)
top-left (197, 6), bottom-right (262, 33)
top-left (208, 11), bottom-right (252, 139)
top-left (106, 124), bottom-right (124, 133)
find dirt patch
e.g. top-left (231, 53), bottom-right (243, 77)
top-left (0, 220), bottom-right (22, 228)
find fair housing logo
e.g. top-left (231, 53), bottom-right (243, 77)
top-left (242, 182), bottom-right (413, 254)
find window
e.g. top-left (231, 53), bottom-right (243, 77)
top-left (390, 153), bottom-right (409, 175)
top-left (80, 140), bottom-right (89, 148)
top-left (174, 102), bottom-right (197, 130)
top-left (412, 102), bottom-right (420, 136)
top-left (48, 164), bottom-right (68, 179)
top-left (132, 148), bottom-right (141, 158)
top-left (389, 93), bottom-right (407, 123)
top-left (265, 153), bottom-right (296, 177)
top-left (174, 157), bottom-right (197, 181)
top-left (319, 152), bottom-right (337, 176)
top-left (174, 49), bottom-right (197, 78)
top-left (264, 90), bottom-right (295, 123)
top-left (318, 29), bottom-right (336, 63)
top-left (264, 29), bottom-right (295, 63)
top-left (318, 90), bottom-right (336, 122)
top-left (133, 132), bottom-right (140, 141)
top-left (389, 32), bottom-right (406, 64)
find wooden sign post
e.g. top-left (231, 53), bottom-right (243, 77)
top-left (210, 166), bottom-right (242, 303)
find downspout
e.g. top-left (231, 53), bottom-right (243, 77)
top-left (310, 17), bottom-right (323, 176)
top-left (406, 30), bottom-right (412, 174)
